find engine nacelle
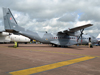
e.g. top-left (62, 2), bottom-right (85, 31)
top-left (68, 32), bottom-right (81, 36)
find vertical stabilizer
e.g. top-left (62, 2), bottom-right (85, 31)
top-left (3, 8), bottom-right (24, 32)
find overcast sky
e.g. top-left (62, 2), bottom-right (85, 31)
top-left (0, 0), bottom-right (100, 37)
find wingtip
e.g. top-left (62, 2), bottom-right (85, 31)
top-left (88, 24), bottom-right (93, 26)
top-left (85, 24), bottom-right (93, 26)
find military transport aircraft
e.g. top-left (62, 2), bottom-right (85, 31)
top-left (2, 8), bottom-right (95, 47)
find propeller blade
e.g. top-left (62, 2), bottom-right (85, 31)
top-left (77, 29), bottom-right (84, 42)
top-left (81, 34), bottom-right (82, 44)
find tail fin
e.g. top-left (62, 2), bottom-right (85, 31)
top-left (3, 8), bottom-right (24, 33)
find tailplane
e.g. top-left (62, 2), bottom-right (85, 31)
top-left (3, 8), bottom-right (24, 33)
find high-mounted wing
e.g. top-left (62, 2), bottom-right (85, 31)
top-left (58, 24), bottom-right (93, 34)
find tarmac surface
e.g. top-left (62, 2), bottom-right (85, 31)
top-left (0, 44), bottom-right (100, 75)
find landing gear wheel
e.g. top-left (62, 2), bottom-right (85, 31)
top-left (54, 45), bottom-right (57, 47)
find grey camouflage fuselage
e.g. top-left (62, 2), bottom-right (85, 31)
top-left (3, 8), bottom-right (97, 46)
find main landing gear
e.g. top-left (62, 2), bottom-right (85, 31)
top-left (52, 44), bottom-right (68, 48)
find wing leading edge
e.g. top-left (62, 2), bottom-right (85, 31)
top-left (58, 24), bottom-right (93, 34)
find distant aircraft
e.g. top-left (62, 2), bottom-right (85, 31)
top-left (96, 34), bottom-right (100, 41)
top-left (0, 31), bottom-right (30, 44)
top-left (2, 8), bottom-right (96, 47)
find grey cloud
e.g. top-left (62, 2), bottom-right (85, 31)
top-left (0, 0), bottom-right (100, 37)
top-left (58, 13), bottom-right (77, 22)
top-left (0, 21), bottom-right (4, 31)
top-left (36, 19), bottom-right (47, 22)
top-left (0, 0), bottom-right (100, 21)
top-left (0, 0), bottom-right (79, 20)
top-left (79, 11), bottom-right (100, 22)
top-left (0, 7), bottom-right (3, 19)
top-left (0, 0), bottom-right (92, 20)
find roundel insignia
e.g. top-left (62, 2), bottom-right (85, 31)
top-left (10, 17), bottom-right (12, 20)
top-left (10, 16), bottom-right (16, 24)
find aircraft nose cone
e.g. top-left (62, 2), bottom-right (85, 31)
top-left (26, 38), bottom-right (30, 41)
top-left (27, 38), bottom-right (31, 41)
top-left (25, 37), bottom-right (30, 42)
